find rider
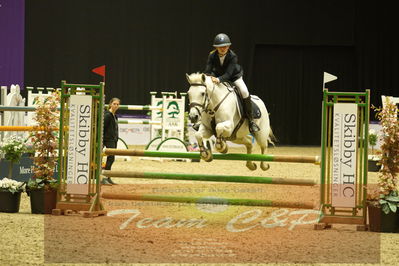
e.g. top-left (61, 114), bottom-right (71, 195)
top-left (203, 33), bottom-right (260, 133)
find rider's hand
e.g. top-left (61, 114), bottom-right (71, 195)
top-left (211, 77), bottom-right (220, 83)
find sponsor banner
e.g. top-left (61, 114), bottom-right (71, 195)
top-left (0, 155), bottom-right (58, 182)
top-left (66, 95), bottom-right (92, 194)
top-left (332, 103), bottom-right (357, 208)
top-left (151, 97), bottom-right (184, 129)
top-left (119, 123), bottom-right (151, 145)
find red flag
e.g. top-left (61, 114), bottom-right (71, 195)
top-left (92, 65), bottom-right (106, 77)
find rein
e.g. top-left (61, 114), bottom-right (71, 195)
top-left (204, 82), bottom-right (242, 141)
top-left (205, 83), bottom-right (231, 116)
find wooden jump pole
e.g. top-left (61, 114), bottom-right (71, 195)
top-left (102, 170), bottom-right (316, 186)
top-left (105, 104), bottom-right (162, 111)
top-left (103, 148), bottom-right (320, 164)
top-left (118, 120), bottom-right (162, 125)
top-left (0, 126), bottom-right (59, 131)
top-left (0, 106), bottom-right (37, 112)
top-left (101, 192), bottom-right (314, 209)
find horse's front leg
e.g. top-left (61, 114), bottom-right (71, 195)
top-left (214, 121), bottom-right (233, 153)
top-left (195, 124), bottom-right (213, 162)
top-left (243, 135), bottom-right (257, 171)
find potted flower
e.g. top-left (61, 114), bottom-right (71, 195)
top-left (0, 135), bottom-right (29, 213)
top-left (27, 92), bottom-right (60, 214)
top-left (368, 100), bottom-right (399, 232)
top-left (0, 177), bottom-right (25, 213)
top-left (368, 129), bottom-right (381, 172)
top-left (0, 135), bottom-right (29, 178)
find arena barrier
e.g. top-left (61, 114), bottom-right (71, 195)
top-left (102, 170), bottom-right (316, 186)
top-left (103, 148), bottom-right (320, 164)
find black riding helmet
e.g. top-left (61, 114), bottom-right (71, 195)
top-left (213, 33), bottom-right (231, 47)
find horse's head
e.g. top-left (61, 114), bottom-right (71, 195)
top-left (186, 73), bottom-right (209, 124)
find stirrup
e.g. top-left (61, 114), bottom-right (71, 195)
top-left (249, 121), bottom-right (260, 133)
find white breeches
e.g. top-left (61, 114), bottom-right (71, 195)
top-left (233, 77), bottom-right (249, 98)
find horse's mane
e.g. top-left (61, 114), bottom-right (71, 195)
top-left (188, 72), bottom-right (234, 91)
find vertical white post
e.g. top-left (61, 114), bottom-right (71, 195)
top-left (150, 91), bottom-right (158, 140)
top-left (0, 86), bottom-right (8, 141)
top-left (179, 92), bottom-right (186, 141)
top-left (161, 92), bottom-right (168, 141)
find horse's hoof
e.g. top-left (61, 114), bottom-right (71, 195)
top-left (201, 150), bottom-right (213, 162)
top-left (215, 139), bottom-right (228, 153)
top-left (204, 153), bottom-right (213, 162)
top-left (246, 162), bottom-right (257, 171)
top-left (261, 163), bottom-right (270, 171)
top-left (220, 144), bottom-right (228, 154)
top-left (215, 140), bottom-right (222, 149)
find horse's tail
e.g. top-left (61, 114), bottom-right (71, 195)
top-left (268, 126), bottom-right (277, 147)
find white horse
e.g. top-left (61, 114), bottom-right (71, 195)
top-left (186, 73), bottom-right (275, 171)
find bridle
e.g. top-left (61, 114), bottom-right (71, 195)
top-left (189, 81), bottom-right (232, 117)
top-left (188, 83), bottom-right (209, 117)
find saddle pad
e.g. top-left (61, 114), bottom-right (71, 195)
top-left (236, 94), bottom-right (262, 119)
top-left (250, 95), bottom-right (262, 119)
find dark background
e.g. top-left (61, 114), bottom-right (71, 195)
top-left (24, 0), bottom-right (398, 145)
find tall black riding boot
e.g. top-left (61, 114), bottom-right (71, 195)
top-left (243, 96), bottom-right (260, 133)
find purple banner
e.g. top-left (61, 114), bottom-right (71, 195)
top-left (0, 0), bottom-right (24, 88)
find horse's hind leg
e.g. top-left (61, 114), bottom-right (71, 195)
top-left (255, 132), bottom-right (270, 171)
top-left (260, 146), bottom-right (270, 171)
top-left (244, 136), bottom-right (257, 171)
